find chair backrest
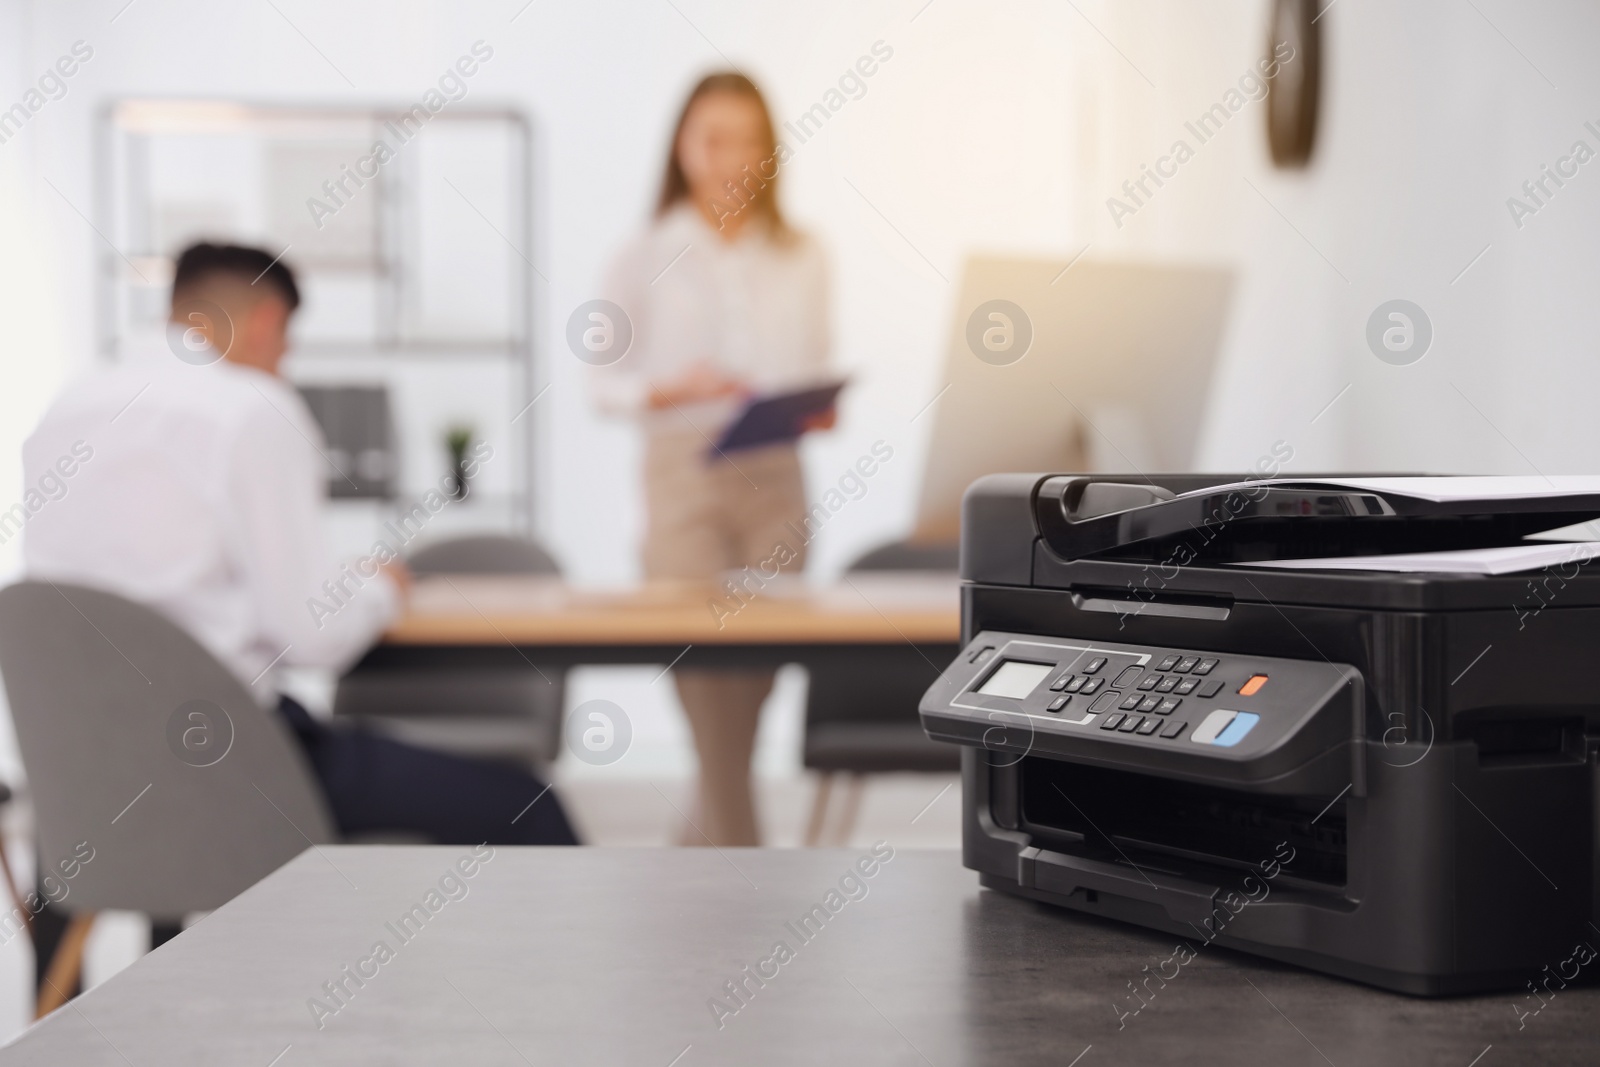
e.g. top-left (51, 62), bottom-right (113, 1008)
top-left (0, 581), bottom-right (335, 919)
top-left (409, 535), bottom-right (561, 576)
top-left (848, 540), bottom-right (959, 573)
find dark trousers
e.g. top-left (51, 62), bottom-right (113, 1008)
top-left (276, 696), bottom-right (579, 846)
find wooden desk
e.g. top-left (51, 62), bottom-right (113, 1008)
top-left (364, 572), bottom-right (961, 670)
top-left (10, 847), bottom-right (1591, 1065)
top-left (386, 572), bottom-right (960, 646)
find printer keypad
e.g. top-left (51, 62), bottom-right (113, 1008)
top-left (947, 631), bottom-right (1348, 761)
top-left (1071, 651), bottom-right (1214, 740)
top-left (958, 638), bottom-right (1244, 743)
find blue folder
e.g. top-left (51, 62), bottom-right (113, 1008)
top-left (710, 380), bottom-right (847, 455)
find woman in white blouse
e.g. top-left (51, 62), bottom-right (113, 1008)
top-left (593, 73), bottom-right (831, 846)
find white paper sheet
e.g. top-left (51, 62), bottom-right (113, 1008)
top-left (1186, 475), bottom-right (1600, 504)
top-left (1237, 542), bottom-right (1600, 575)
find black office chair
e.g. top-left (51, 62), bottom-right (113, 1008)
top-left (333, 534), bottom-right (565, 768)
top-left (802, 540), bottom-right (961, 845)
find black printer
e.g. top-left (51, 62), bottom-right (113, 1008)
top-left (919, 473), bottom-right (1600, 995)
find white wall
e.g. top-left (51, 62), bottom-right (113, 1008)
top-left (2, 0), bottom-right (1092, 586)
top-left (1080, 0), bottom-right (1600, 479)
top-left (7, 0), bottom-right (1600, 776)
top-left (0, 0), bottom-right (71, 590)
top-left (10, 0), bottom-right (1600, 577)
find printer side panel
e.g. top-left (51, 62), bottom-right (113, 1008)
top-left (1430, 605), bottom-right (1600, 980)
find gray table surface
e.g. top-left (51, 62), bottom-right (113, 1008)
top-left (4, 847), bottom-right (1595, 1066)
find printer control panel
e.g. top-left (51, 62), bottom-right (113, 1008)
top-left (920, 630), bottom-right (1359, 770)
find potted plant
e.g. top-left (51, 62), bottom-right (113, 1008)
top-left (445, 425), bottom-right (475, 501)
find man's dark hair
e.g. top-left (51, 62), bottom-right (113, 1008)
top-left (171, 242), bottom-right (301, 311)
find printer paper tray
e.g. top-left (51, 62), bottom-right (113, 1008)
top-left (1017, 846), bottom-right (1219, 926)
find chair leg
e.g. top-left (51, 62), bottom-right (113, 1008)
top-left (35, 912), bottom-right (94, 1018)
top-left (831, 774), bottom-right (866, 846)
top-left (803, 773), bottom-right (835, 847)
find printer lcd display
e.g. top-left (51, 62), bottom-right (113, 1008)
top-left (976, 660), bottom-right (1054, 699)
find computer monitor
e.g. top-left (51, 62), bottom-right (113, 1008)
top-left (911, 255), bottom-right (1235, 542)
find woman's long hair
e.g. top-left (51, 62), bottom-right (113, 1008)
top-left (656, 72), bottom-right (788, 235)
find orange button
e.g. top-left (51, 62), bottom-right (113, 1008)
top-left (1239, 674), bottom-right (1268, 696)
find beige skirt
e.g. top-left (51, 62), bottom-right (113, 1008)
top-left (641, 430), bottom-right (809, 581)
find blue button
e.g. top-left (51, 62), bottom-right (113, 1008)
top-left (1212, 712), bottom-right (1260, 747)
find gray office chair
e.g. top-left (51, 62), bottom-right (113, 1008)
top-left (0, 581), bottom-right (334, 1015)
top-left (802, 541), bottom-right (961, 845)
top-left (333, 534), bottom-right (566, 767)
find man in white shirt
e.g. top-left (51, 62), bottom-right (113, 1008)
top-left (21, 243), bottom-right (577, 852)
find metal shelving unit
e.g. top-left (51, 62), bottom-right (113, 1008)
top-left (95, 99), bottom-right (539, 540)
